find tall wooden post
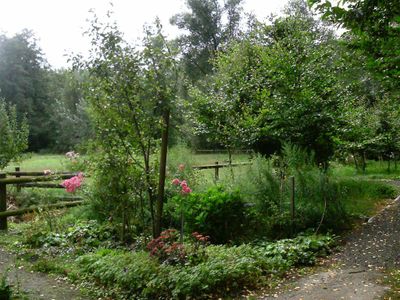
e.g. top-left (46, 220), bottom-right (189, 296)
top-left (290, 176), bottom-right (295, 234)
top-left (0, 173), bottom-right (7, 230)
top-left (215, 162), bottom-right (219, 181)
top-left (15, 167), bottom-right (21, 192)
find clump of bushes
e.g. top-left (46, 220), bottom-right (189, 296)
top-left (76, 234), bottom-right (335, 299)
top-left (165, 186), bottom-right (249, 243)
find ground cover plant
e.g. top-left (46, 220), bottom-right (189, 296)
top-left (0, 146), bottom-right (397, 298)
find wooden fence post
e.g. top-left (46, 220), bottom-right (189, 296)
top-left (290, 176), bottom-right (295, 234)
top-left (0, 173), bottom-right (7, 230)
top-left (215, 162), bottom-right (219, 181)
top-left (15, 167), bottom-right (21, 192)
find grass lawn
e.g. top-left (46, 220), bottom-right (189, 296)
top-left (4, 154), bottom-right (70, 172)
top-left (331, 160), bottom-right (400, 180)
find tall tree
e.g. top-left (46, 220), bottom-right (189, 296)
top-left (170, 0), bottom-right (244, 82)
top-left (0, 30), bottom-right (52, 151)
top-left (191, 0), bottom-right (348, 165)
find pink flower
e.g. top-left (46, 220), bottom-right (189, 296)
top-left (61, 173), bottom-right (84, 193)
top-left (181, 185), bottom-right (192, 194)
top-left (178, 164), bottom-right (185, 171)
top-left (180, 180), bottom-right (188, 188)
top-left (172, 178), bottom-right (181, 185)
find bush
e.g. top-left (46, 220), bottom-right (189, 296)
top-left (76, 234), bottom-right (335, 299)
top-left (166, 186), bottom-right (249, 243)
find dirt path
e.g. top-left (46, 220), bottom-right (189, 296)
top-left (261, 193), bottom-right (400, 300)
top-left (0, 248), bottom-right (91, 300)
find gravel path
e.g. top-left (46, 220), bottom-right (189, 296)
top-left (261, 192), bottom-right (400, 300)
top-left (0, 248), bottom-right (91, 300)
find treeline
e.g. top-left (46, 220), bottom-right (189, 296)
top-left (0, 30), bottom-right (90, 152)
top-left (0, 0), bottom-right (398, 168)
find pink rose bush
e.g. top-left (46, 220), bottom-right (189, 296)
top-left (62, 172), bottom-right (84, 193)
top-left (171, 178), bottom-right (192, 195)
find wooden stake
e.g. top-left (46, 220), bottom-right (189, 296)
top-left (290, 176), bottom-right (295, 234)
top-left (0, 173), bottom-right (7, 230)
top-left (215, 162), bottom-right (219, 181)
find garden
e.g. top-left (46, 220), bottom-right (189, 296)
top-left (0, 0), bottom-right (399, 299)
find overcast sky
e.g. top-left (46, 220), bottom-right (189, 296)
top-left (0, 0), bottom-right (290, 69)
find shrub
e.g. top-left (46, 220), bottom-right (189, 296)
top-left (166, 186), bottom-right (249, 243)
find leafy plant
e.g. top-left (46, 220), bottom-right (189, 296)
top-left (166, 186), bottom-right (248, 243)
top-left (76, 234), bottom-right (335, 299)
top-left (0, 98), bottom-right (29, 170)
top-left (146, 229), bottom-right (186, 265)
top-left (0, 270), bottom-right (11, 300)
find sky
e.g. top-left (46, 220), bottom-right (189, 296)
top-left (0, 0), bottom-right (289, 69)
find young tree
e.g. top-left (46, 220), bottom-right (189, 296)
top-left (0, 99), bottom-right (29, 170)
top-left (76, 15), bottom-right (178, 238)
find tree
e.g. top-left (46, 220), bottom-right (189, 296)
top-left (171, 0), bottom-right (244, 82)
top-left (47, 69), bottom-right (92, 152)
top-left (0, 30), bottom-right (52, 151)
top-left (76, 14), bottom-right (179, 238)
top-left (191, 0), bottom-right (348, 166)
top-left (308, 0), bottom-right (400, 93)
top-left (309, 0), bottom-right (400, 169)
top-left (0, 98), bottom-right (29, 170)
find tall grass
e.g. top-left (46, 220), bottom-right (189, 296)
top-left (217, 145), bottom-right (397, 237)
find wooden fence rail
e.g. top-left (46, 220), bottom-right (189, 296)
top-left (0, 170), bottom-right (83, 230)
top-left (192, 161), bottom-right (252, 181)
top-left (0, 161), bottom-right (252, 230)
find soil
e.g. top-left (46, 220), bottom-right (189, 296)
top-left (0, 248), bottom-right (91, 300)
top-left (261, 188), bottom-right (400, 300)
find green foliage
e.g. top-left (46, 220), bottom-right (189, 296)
top-left (75, 13), bottom-right (180, 239)
top-left (308, 0), bottom-right (400, 92)
top-left (23, 219), bottom-right (117, 252)
top-left (0, 271), bottom-right (11, 300)
top-left (0, 30), bottom-right (53, 151)
top-left (231, 151), bottom-right (347, 236)
top-left (146, 229), bottom-right (186, 264)
top-left (170, 0), bottom-right (244, 82)
top-left (76, 234), bottom-right (335, 299)
top-left (77, 249), bottom-right (159, 299)
top-left (190, 2), bottom-right (348, 165)
top-left (0, 98), bottom-right (29, 169)
top-left (47, 70), bottom-right (92, 152)
top-left (166, 186), bottom-right (248, 243)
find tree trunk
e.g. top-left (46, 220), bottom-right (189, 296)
top-left (361, 151), bottom-right (367, 174)
top-left (155, 109), bottom-right (170, 238)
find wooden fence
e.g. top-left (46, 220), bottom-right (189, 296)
top-left (0, 168), bottom-right (84, 230)
top-left (0, 161), bottom-right (252, 230)
top-left (192, 161), bottom-right (252, 181)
